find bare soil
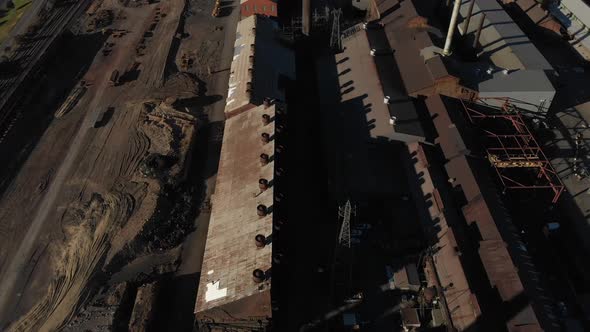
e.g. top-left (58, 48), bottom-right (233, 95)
top-left (0, 0), bottom-right (238, 330)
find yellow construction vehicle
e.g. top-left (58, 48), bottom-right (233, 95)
top-left (212, 0), bottom-right (221, 17)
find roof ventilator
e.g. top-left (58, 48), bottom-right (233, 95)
top-left (252, 269), bottom-right (265, 283)
top-left (257, 204), bottom-right (268, 217)
top-left (255, 234), bottom-right (266, 248)
top-left (261, 133), bottom-right (270, 144)
top-left (259, 178), bottom-right (269, 190)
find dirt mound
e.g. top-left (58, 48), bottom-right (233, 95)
top-left (140, 101), bottom-right (196, 184)
top-left (152, 72), bottom-right (201, 101)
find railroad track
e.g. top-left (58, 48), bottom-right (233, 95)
top-left (0, 0), bottom-right (92, 131)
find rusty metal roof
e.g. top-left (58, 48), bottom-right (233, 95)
top-left (406, 142), bottom-right (480, 330)
top-left (378, 0), bottom-right (454, 96)
top-left (426, 94), bottom-right (559, 330)
top-left (434, 226), bottom-right (481, 330)
top-left (195, 103), bottom-right (275, 315)
top-left (226, 15), bottom-right (295, 117)
top-left (326, 24), bottom-right (425, 142)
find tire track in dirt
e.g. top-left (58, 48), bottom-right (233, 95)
top-left (6, 191), bottom-right (135, 332)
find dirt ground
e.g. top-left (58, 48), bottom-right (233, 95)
top-left (0, 0), bottom-right (239, 330)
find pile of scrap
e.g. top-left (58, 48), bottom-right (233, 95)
top-left (86, 9), bottom-right (114, 32)
top-left (55, 82), bottom-right (88, 118)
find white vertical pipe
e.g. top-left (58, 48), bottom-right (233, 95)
top-left (443, 0), bottom-right (462, 56)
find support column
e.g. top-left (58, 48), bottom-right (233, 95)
top-left (462, 0), bottom-right (475, 34)
top-left (473, 13), bottom-right (486, 49)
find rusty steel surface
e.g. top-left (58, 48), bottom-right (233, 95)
top-left (461, 98), bottom-right (564, 203)
top-left (424, 94), bottom-right (561, 330)
top-left (195, 104), bottom-right (275, 318)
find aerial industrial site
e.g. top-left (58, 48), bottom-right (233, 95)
top-left (1, 0), bottom-right (590, 331)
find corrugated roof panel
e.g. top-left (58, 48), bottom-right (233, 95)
top-left (195, 104), bottom-right (275, 315)
top-left (225, 15), bottom-right (295, 117)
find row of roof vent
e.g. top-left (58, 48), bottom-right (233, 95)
top-left (253, 101), bottom-right (288, 282)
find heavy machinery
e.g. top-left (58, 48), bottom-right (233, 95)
top-left (212, 0), bottom-right (221, 17)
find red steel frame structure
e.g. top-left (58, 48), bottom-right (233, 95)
top-left (460, 98), bottom-right (564, 203)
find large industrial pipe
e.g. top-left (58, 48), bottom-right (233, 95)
top-left (462, 0), bottom-right (475, 35)
top-left (259, 178), bottom-right (269, 190)
top-left (443, 0), bottom-right (462, 56)
top-left (473, 13), bottom-right (486, 49)
top-left (260, 153), bottom-right (269, 165)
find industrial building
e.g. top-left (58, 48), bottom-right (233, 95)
top-left (456, 0), bottom-right (556, 113)
top-left (548, 0), bottom-right (590, 60)
top-left (240, 0), bottom-right (278, 19)
top-left (367, 0), bottom-right (556, 114)
top-left (316, 21), bottom-right (426, 143)
top-left (193, 1), bottom-right (590, 331)
top-left (194, 102), bottom-right (284, 331)
top-left (194, 15), bottom-right (292, 330)
top-left (404, 94), bottom-right (563, 331)
top-left (225, 15), bottom-right (294, 118)
top-left (377, 0), bottom-right (475, 100)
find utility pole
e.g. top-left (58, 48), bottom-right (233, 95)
top-left (338, 200), bottom-right (355, 248)
top-left (330, 8), bottom-right (342, 51)
top-left (473, 13), bottom-right (486, 49)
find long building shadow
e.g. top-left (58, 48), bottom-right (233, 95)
top-left (0, 31), bottom-right (108, 198)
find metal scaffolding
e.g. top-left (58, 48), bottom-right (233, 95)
top-left (460, 98), bottom-right (564, 203)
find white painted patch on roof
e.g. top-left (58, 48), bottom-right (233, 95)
top-left (205, 280), bottom-right (227, 302)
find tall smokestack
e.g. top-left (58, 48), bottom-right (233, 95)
top-left (302, 0), bottom-right (310, 36)
top-left (443, 0), bottom-right (462, 56)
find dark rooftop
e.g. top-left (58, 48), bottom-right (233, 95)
top-left (317, 23), bottom-right (426, 142)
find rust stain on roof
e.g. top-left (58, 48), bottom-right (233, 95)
top-left (195, 104), bottom-right (275, 315)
